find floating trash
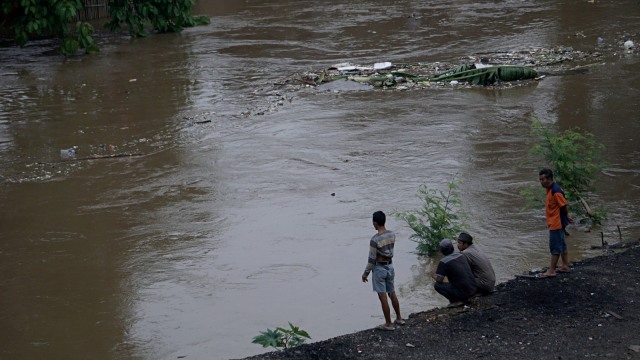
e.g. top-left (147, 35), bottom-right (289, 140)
top-left (264, 45), bottom-right (616, 97)
top-left (337, 65), bottom-right (358, 71)
top-left (624, 40), bottom-right (634, 50)
top-left (60, 148), bottom-right (76, 159)
top-left (373, 62), bottom-right (393, 70)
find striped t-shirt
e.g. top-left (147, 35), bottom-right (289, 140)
top-left (363, 230), bottom-right (395, 276)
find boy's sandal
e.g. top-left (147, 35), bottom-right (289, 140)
top-left (394, 319), bottom-right (406, 325)
top-left (376, 324), bottom-right (395, 331)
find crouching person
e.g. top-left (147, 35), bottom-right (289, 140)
top-left (432, 239), bottom-right (477, 307)
top-left (456, 232), bottom-right (496, 295)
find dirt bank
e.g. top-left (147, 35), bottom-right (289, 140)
top-left (244, 244), bottom-right (640, 360)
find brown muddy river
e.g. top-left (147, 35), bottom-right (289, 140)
top-left (1, 1), bottom-right (639, 359)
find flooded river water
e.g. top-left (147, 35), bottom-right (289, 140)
top-left (1, 1), bottom-right (639, 359)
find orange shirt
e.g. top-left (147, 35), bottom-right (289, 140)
top-left (545, 182), bottom-right (568, 230)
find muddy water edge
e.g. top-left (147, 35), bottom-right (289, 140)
top-left (0, 1), bottom-right (638, 359)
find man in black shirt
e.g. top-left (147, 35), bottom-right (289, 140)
top-left (432, 239), bottom-right (477, 307)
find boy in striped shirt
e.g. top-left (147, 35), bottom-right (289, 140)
top-left (362, 211), bottom-right (405, 330)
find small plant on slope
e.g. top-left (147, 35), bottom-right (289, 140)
top-left (252, 322), bottom-right (311, 350)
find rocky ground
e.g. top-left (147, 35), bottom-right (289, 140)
top-left (244, 244), bottom-right (640, 360)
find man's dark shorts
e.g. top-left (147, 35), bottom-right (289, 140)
top-left (549, 229), bottom-right (567, 255)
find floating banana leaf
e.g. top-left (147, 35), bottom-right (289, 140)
top-left (351, 76), bottom-right (396, 87)
top-left (432, 64), bottom-right (476, 77)
top-left (387, 72), bottom-right (420, 79)
top-left (321, 75), bottom-right (348, 83)
top-left (429, 65), bottom-right (538, 86)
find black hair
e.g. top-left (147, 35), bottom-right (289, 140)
top-left (441, 244), bottom-right (454, 256)
top-left (372, 211), bottom-right (386, 226)
top-left (457, 232), bottom-right (473, 244)
top-left (539, 168), bottom-right (554, 179)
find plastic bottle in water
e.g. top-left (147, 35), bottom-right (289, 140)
top-left (60, 148), bottom-right (76, 159)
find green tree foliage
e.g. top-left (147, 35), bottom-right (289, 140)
top-left (1, 0), bottom-right (210, 55)
top-left (524, 120), bottom-right (608, 225)
top-left (1, 0), bottom-right (98, 55)
top-left (395, 178), bottom-right (466, 256)
top-left (105, 0), bottom-right (210, 37)
top-left (252, 323), bottom-right (311, 350)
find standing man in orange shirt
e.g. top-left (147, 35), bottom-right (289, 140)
top-left (539, 168), bottom-right (574, 277)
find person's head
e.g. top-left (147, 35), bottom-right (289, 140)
top-left (440, 239), bottom-right (454, 256)
top-left (372, 211), bottom-right (386, 229)
top-left (456, 232), bottom-right (473, 251)
top-left (539, 168), bottom-right (554, 189)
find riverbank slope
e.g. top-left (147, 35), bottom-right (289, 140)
top-left (244, 245), bottom-right (640, 360)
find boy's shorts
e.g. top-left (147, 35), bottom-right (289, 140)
top-left (549, 229), bottom-right (567, 255)
top-left (372, 264), bottom-right (395, 293)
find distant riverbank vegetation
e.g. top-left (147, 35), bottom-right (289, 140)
top-left (1, 0), bottom-right (210, 55)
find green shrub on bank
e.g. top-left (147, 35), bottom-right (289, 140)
top-left (1, 0), bottom-right (98, 55)
top-left (1, 0), bottom-right (210, 55)
top-left (105, 0), bottom-right (210, 38)
top-left (523, 120), bottom-right (608, 226)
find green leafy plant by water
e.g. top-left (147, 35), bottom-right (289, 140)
top-left (1, 0), bottom-right (209, 55)
top-left (1, 0), bottom-right (98, 55)
top-left (395, 178), bottom-right (466, 256)
top-left (105, 0), bottom-right (210, 38)
top-left (252, 322), bottom-right (311, 350)
top-left (522, 120), bottom-right (608, 226)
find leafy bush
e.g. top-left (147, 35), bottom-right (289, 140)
top-left (395, 178), bottom-right (466, 256)
top-left (105, 0), bottom-right (210, 38)
top-left (1, 0), bottom-right (210, 55)
top-left (523, 120), bottom-right (608, 225)
top-left (252, 323), bottom-right (311, 350)
top-left (1, 0), bottom-right (98, 55)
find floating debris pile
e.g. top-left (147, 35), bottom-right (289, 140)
top-left (239, 44), bottom-right (622, 118)
top-left (278, 46), bottom-right (601, 91)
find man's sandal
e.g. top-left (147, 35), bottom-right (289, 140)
top-left (376, 324), bottom-right (395, 331)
